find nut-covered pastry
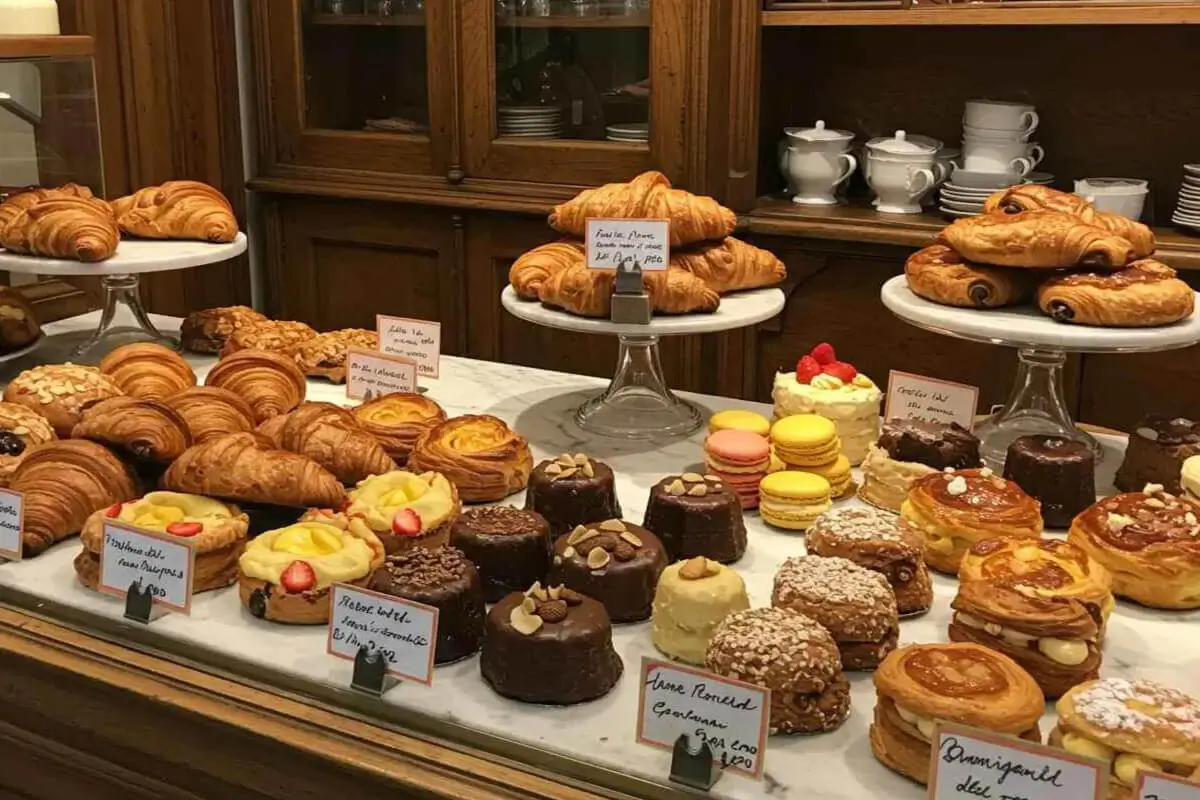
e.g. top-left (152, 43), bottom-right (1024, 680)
top-left (98, 342), bottom-right (196, 400)
top-left (1115, 415), bottom-right (1200, 495)
top-left (1004, 435), bottom-right (1096, 528)
top-left (1067, 485), bottom-right (1200, 609)
top-left (346, 470), bottom-right (461, 556)
top-left (205, 349), bottom-right (306, 424)
top-left (705, 607), bottom-right (850, 734)
top-left (524, 452), bottom-right (621, 537)
top-left (164, 386), bottom-right (257, 444)
top-left (642, 472), bottom-right (747, 564)
top-left (218, 319), bottom-right (317, 359)
top-left (772, 555), bottom-right (899, 670)
top-left (180, 305), bottom-right (267, 354)
top-left (1184, 455), bottom-right (1200, 502)
top-left (870, 643), bottom-right (1045, 785)
top-left (901, 467), bottom-right (1044, 575)
top-left (3, 363), bottom-right (124, 437)
top-left (260, 402), bottom-right (394, 485)
top-left (407, 414), bottom-right (532, 503)
top-left (807, 507), bottom-right (933, 616)
top-left (651, 557), bottom-right (749, 665)
top-left (353, 392), bottom-right (447, 465)
top-left (548, 519), bottom-right (667, 623)
top-left (860, 420), bottom-right (981, 512)
top-left (1037, 260), bottom-right (1195, 328)
top-left (71, 396), bottom-right (192, 464)
top-left (0, 402), bottom-right (55, 487)
top-left (295, 328), bottom-right (378, 383)
top-left (0, 286), bottom-right (40, 354)
top-left (450, 506), bottom-right (552, 603)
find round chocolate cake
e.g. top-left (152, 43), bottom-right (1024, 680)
top-left (548, 519), bottom-right (667, 623)
top-left (449, 506), bottom-right (551, 603)
top-left (524, 452), bottom-right (621, 536)
top-left (1114, 414), bottom-right (1200, 495)
top-left (642, 473), bottom-right (747, 563)
top-left (1003, 435), bottom-right (1096, 529)
top-left (480, 583), bottom-right (622, 705)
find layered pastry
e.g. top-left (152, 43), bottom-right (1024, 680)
top-left (481, 582), bottom-right (623, 705)
top-left (870, 643), bottom-right (1044, 785)
top-left (180, 305), bottom-right (267, 354)
top-left (901, 467), bottom-right (1044, 575)
top-left (759, 471), bottom-right (832, 532)
top-left (641, 472), bottom-right (747, 563)
top-left (3, 363), bottom-right (124, 437)
top-left (769, 413), bottom-right (842, 469)
top-left (294, 328), bottom-right (378, 383)
top-left (548, 520), bottom-right (667, 623)
top-left (650, 557), bottom-right (750, 665)
top-left (703, 430), bottom-right (770, 508)
top-left (449, 506), bottom-right (552, 603)
top-left (1037, 260), bottom-right (1195, 328)
top-left (238, 509), bottom-right (385, 625)
top-left (0, 196), bottom-right (119, 262)
top-left (904, 243), bottom-right (1035, 308)
top-left (708, 409), bottom-right (771, 437)
top-left (219, 319), bottom-right (317, 359)
top-left (1003, 435), bottom-right (1096, 528)
top-left (71, 396), bottom-right (192, 466)
top-left (937, 209), bottom-right (1136, 270)
top-left (204, 349), bottom-right (306, 424)
top-left (76, 492), bottom-right (249, 594)
top-left (98, 342), bottom-right (196, 400)
top-left (1067, 486), bottom-right (1200, 609)
top-left (259, 402), bottom-right (394, 485)
top-left (110, 180), bottom-right (238, 243)
top-left (0, 286), bottom-right (41, 353)
top-left (860, 420), bottom-right (981, 513)
top-left (773, 343), bottom-right (881, 465)
top-left (806, 507), bottom-right (933, 616)
top-left (1053, 678), bottom-right (1200, 798)
top-left (353, 392), bottom-right (447, 465)
top-left (705, 607), bottom-right (850, 734)
top-left (1184, 455), bottom-right (1200, 502)
top-left (257, 400), bottom-right (354, 446)
top-left (772, 555), bottom-right (899, 670)
top-left (0, 402), bottom-right (56, 487)
top-left (984, 184), bottom-right (1156, 258)
top-left (164, 386), bottom-right (257, 444)
top-left (366, 546), bottom-right (485, 664)
top-left (1114, 415), bottom-right (1200, 495)
top-left (524, 452), bottom-right (622, 536)
top-left (408, 415), bottom-right (532, 503)
top-left (345, 470), bottom-right (460, 556)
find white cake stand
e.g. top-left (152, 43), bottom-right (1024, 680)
top-left (881, 275), bottom-right (1200, 467)
top-left (501, 285), bottom-right (786, 438)
top-left (0, 234), bottom-right (247, 360)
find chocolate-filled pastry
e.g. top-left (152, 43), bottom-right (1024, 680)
top-left (1004, 435), bottom-right (1096, 528)
top-left (294, 328), bottom-right (378, 383)
top-left (180, 305), bottom-right (267, 354)
top-left (524, 452), bottom-right (621, 537)
top-left (1037, 260), bottom-right (1195, 327)
top-left (205, 349), bottom-right (306, 424)
top-left (71, 397), bottom-right (191, 481)
top-left (367, 546), bottom-right (485, 664)
top-left (548, 519), bottom-right (667, 623)
top-left (0, 287), bottom-right (40, 353)
top-left (642, 472), bottom-right (747, 564)
top-left (260, 402), bottom-right (394, 485)
top-left (481, 583), bottom-right (623, 705)
top-left (1114, 415), bottom-right (1200, 495)
top-left (219, 319), bottom-right (317, 359)
top-left (449, 506), bottom-right (552, 603)
top-left (3, 363), bottom-right (124, 438)
top-left (904, 244), bottom-right (1035, 308)
top-left (164, 386), bottom-right (257, 444)
top-left (98, 342), bottom-right (196, 400)
top-left (983, 184), bottom-right (1157, 258)
top-left (346, 470), bottom-right (460, 556)
top-left (937, 209), bottom-right (1136, 269)
top-left (407, 414), bottom-right (532, 503)
top-left (353, 392), bottom-right (447, 465)
top-left (0, 402), bottom-right (56, 487)
top-left (861, 420), bottom-right (981, 512)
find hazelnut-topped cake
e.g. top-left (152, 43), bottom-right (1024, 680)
top-left (548, 519), bottom-right (667, 623)
top-left (525, 452), bottom-right (622, 536)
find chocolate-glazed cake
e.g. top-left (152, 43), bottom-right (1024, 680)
top-left (1114, 414), bottom-right (1200, 495)
top-left (877, 420), bottom-right (981, 469)
top-left (367, 547), bottom-right (485, 664)
top-left (524, 452), bottom-right (621, 537)
top-left (642, 473), bottom-right (747, 563)
top-left (548, 519), bottom-right (667, 623)
top-left (449, 507), bottom-right (551, 603)
top-left (1004, 435), bottom-right (1096, 528)
top-left (480, 583), bottom-right (622, 705)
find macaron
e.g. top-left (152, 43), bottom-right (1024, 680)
top-left (770, 414), bottom-right (842, 468)
top-left (709, 409), bottom-right (772, 438)
top-left (801, 454), bottom-right (853, 498)
top-left (704, 429), bottom-right (771, 509)
top-left (758, 471), bottom-right (832, 531)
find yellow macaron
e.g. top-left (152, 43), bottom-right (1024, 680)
top-left (801, 454), bottom-right (852, 498)
top-left (770, 414), bottom-right (842, 467)
top-left (709, 409), bottom-right (772, 437)
top-left (758, 471), bottom-right (832, 531)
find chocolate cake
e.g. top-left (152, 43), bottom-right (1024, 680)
top-left (524, 452), bottom-right (621, 536)
top-left (1003, 436), bottom-right (1096, 529)
top-left (547, 519), bottom-right (667, 623)
top-left (642, 473), bottom-right (747, 563)
top-left (1114, 414), bottom-right (1200, 495)
top-left (367, 546), bottom-right (485, 664)
top-left (480, 583), bottom-right (622, 705)
top-left (876, 420), bottom-right (981, 469)
top-left (449, 507), bottom-right (551, 603)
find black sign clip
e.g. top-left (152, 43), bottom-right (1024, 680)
top-left (124, 580), bottom-right (156, 624)
top-left (351, 644), bottom-right (397, 697)
top-left (610, 258), bottom-right (652, 325)
top-left (669, 733), bottom-right (722, 791)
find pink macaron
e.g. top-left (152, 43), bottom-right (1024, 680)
top-left (704, 430), bottom-right (770, 508)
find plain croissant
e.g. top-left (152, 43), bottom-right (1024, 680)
top-left (205, 349), bottom-right (306, 423)
top-left (165, 386), bottom-right (257, 444)
top-left (673, 238), bottom-right (787, 293)
top-left (0, 183), bottom-right (108, 232)
top-left (0, 197), bottom-right (119, 262)
top-left (982, 185), bottom-right (1155, 258)
top-left (937, 210), bottom-right (1136, 270)
top-left (259, 402), bottom-right (394, 485)
top-left (110, 180), bottom-right (238, 243)
top-left (537, 262), bottom-right (720, 317)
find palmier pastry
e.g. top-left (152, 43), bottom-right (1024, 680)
top-left (1037, 260), bottom-right (1195, 327)
top-left (259, 402), bottom-right (394, 485)
top-left (98, 342), bottom-right (196, 400)
top-left (860, 420), bottom-right (981, 513)
top-left (1067, 486), bottom-right (1200, 609)
top-left (110, 180), bottom-right (238, 243)
top-left (901, 467), bottom-right (1044, 575)
top-left (706, 607), bottom-right (850, 734)
top-left (180, 305), bottom-right (267, 354)
top-left (219, 319), bottom-right (317, 359)
top-left (71, 396), bottom-right (192, 464)
top-left (807, 507), bottom-right (933, 616)
top-left (937, 209), bottom-right (1136, 270)
top-left (3, 363), bottom-right (124, 437)
top-left (525, 452), bottom-right (622, 537)
top-left (76, 492), bottom-right (249, 594)
top-left (0, 286), bottom-right (41, 353)
top-left (164, 386), bottom-right (257, 444)
top-left (870, 643), bottom-right (1044, 785)
top-left (0, 402), bottom-right (56, 487)
top-left (904, 244), bottom-right (1035, 308)
top-left (346, 470), bottom-right (461, 556)
top-left (548, 519), bottom-right (667, 623)
top-left (205, 349), bottom-right (306, 424)
top-left (1004, 435), bottom-right (1096, 528)
top-left (983, 184), bottom-right (1157, 258)
top-left (650, 557), bottom-right (749, 665)
top-left (237, 509), bottom-right (385, 625)
top-left (0, 196), bottom-right (119, 262)
top-left (407, 414), bottom-right (532, 503)
top-left (1053, 678), bottom-right (1200, 798)
top-left (1115, 415), bottom-right (1200, 495)
top-left (353, 392), bottom-right (447, 464)
top-left (294, 328), bottom-right (378, 383)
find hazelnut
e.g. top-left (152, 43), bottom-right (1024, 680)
top-left (613, 542), bottom-right (636, 562)
top-left (537, 600), bottom-right (568, 623)
top-left (679, 557), bottom-right (709, 580)
top-left (667, 479), bottom-right (686, 496)
top-left (681, 472), bottom-right (705, 483)
top-left (686, 484), bottom-right (709, 497)
top-left (544, 463), bottom-right (564, 475)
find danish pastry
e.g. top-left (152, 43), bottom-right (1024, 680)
top-left (353, 392), bottom-right (447, 464)
top-left (346, 470), bottom-right (461, 555)
top-left (110, 180), bottom-right (238, 243)
top-left (180, 305), bottom-right (267, 354)
top-left (164, 386), bottom-right (257, 444)
top-left (98, 342), bottom-right (196, 400)
top-left (904, 244), bottom-right (1035, 308)
top-left (938, 209), bottom-right (1136, 270)
top-left (205, 349), bottom-right (306, 424)
top-left (983, 184), bottom-right (1156, 259)
top-left (294, 328), bottom-right (378, 383)
top-left (408, 414), bottom-right (532, 503)
top-left (219, 319), bottom-right (317, 359)
top-left (0, 402), bottom-right (56, 487)
top-left (3, 363), bottom-right (124, 437)
top-left (259, 402), bottom-right (394, 485)
top-left (71, 396), bottom-right (192, 464)
top-left (1036, 259), bottom-right (1195, 327)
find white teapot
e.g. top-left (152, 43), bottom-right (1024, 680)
top-left (864, 130), bottom-right (945, 214)
top-left (778, 121), bottom-right (856, 206)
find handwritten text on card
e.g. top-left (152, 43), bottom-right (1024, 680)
top-left (377, 315), bottom-right (441, 378)
top-left (930, 724), bottom-right (1104, 800)
top-left (346, 348), bottom-right (418, 400)
top-left (98, 522), bottom-right (195, 614)
top-left (885, 370), bottom-right (980, 430)
top-left (328, 584), bottom-right (439, 684)
top-left (1137, 773), bottom-right (1200, 800)
top-left (0, 488), bottom-right (23, 560)
top-left (586, 219), bottom-right (670, 271)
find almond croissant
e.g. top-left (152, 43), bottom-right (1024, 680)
top-left (0, 197), bottom-right (119, 262)
top-left (982, 184), bottom-right (1155, 258)
top-left (260, 402), bottom-right (395, 485)
top-left (205, 349), bottom-right (306, 424)
top-left (165, 387), bottom-right (257, 444)
top-left (538, 262), bottom-right (720, 317)
top-left (110, 180), bottom-right (238, 243)
top-left (99, 342), bottom-right (196, 400)
top-left (71, 397), bottom-right (192, 464)
top-left (937, 210), bottom-right (1136, 270)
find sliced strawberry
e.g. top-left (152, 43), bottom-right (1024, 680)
top-left (391, 508), bottom-right (423, 537)
top-left (811, 342), bottom-right (836, 365)
top-left (281, 560), bottom-right (316, 593)
top-left (104, 502), bottom-right (123, 518)
top-left (822, 361), bottom-right (858, 382)
top-left (166, 521), bottom-right (203, 538)
top-left (795, 355), bottom-right (821, 385)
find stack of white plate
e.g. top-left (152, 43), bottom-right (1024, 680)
top-left (938, 169), bottom-right (1057, 218)
top-left (1171, 164), bottom-right (1200, 232)
top-left (606, 122), bottom-right (649, 143)
top-left (498, 105), bottom-right (562, 139)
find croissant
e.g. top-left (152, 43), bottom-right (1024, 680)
top-left (256, 401), bottom-right (356, 447)
top-left (205, 349), bottom-right (306, 424)
top-left (10, 439), bottom-right (139, 557)
top-left (937, 210), bottom-right (1136, 270)
top-left (162, 432), bottom-right (345, 509)
top-left (982, 185), bottom-right (1156, 258)
top-left (904, 244), bottom-right (1036, 308)
top-left (262, 403), bottom-right (395, 485)
top-left (0, 402), bottom-right (56, 487)
top-left (110, 180), bottom-right (238, 243)
top-left (548, 171), bottom-right (737, 247)
top-left (71, 396), bottom-right (192, 463)
top-left (509, 240), bottom-right (584, 300)
top-left (673, 238), bottom-right (786, 293)
top-left (0, 183), bottom-right (108, 232)
top-left (538, 263), bottom-right (720, 317)
top-left (0, 197), bottom-right (119, 262)
top-left (164, 386), bottom-right (257, 444)
top-left (98, 342), bottom-right (196, 400)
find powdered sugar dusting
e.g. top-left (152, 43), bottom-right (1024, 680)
top-left (809, 507), bottom-right (908, 543)
top-left (1074, 678), bottom-right (1200, 738)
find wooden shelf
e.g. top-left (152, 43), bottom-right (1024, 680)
top-left (495, 12), bottom-right (650, 28)
top-left (306, 13), bottom-right (425, 27)
top-left (0, 35), bottom-right (94, 60)
top-left (762, 3), bottom-right (1200, 26)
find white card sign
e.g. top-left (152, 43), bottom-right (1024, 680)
top-left (585, 218), bottom-right (670, 271)
top-left (97, 521), bottom-right (196, 615)
top-left (327, 583), bottom-right (439, 685)
top-left (885, 370), bottom-right (980, 430)
top-left (1136, 773), bottom-right (1200, 800)
top-left (376, 315), bottom-right (441, 378)
top-left (929, 724), bottom-right (1105, 800)
top-left (636, 658), bottom-right (771, 779)
top-left (0, 487), bottom-right (23, 561)
top-left (345, 347), bottom-right (418, 400)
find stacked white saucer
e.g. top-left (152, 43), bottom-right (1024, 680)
top-left (1171, 164), bottom-right (1200, 232)
top-left (605, 122), bottom-right (648, 143)
top-left (498, 105), bottom-right (563, 139)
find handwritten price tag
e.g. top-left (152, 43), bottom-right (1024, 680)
top-left (885, 370), bottom-right (980, 430)
top-left (376, 315), bottom-right (441, 378)
top-left (327, 584), bottom-right (439, 685)
top-left (97, 521), bottom-right (196, 614)
top-left (636, 658), bottom-right (771, 779)
top-left (1137, 773), bottom-right (1200, 800)
top-left (930, 724), bottom-right (1105, 800)
top-left (346, 348), bottom-right (418, 400)
top-left (0, 487), bottom-right (23, 560)
top-left (586, 218), bottom-right (670, 271)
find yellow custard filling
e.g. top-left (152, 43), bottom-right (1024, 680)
top-left (347, 470), bottom-right (455, 533)
top-left (955, 612), bottom-right (1092, 666)
top-left (120, 491), bottom-right (232, 532)
top-left (1060, 733), bottom-right (1187, 787)
top-left (894, 704), bottom-right (939, 742)
top-left (239, 521), bottom-right (375, 588)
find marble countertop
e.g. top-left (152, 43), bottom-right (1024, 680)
top-left (2, 312), bottom-right (1198, 800)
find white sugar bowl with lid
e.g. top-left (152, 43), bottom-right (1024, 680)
top-left (864, 130), bottom-right (942, 214)
top-left (783, 120), bottom-right (855, 152)
top-left (779, 121), bottom-right (857, 206)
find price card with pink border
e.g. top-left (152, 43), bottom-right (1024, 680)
top-left (0, 487), bottom-right (23, 560)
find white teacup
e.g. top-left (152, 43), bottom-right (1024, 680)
top-left (963, 99), bottom-right (1038, 137)
top-left (783, 147), bottom-right (857, 206)
top-left (866, 156), bottom-right (936, 214)
top-left (1075, 178), bottom-right (1149, 219)
top-left (963, 137), bottom-right (1041, 175)
top-left (963, 123), bottom-right (1032, 143)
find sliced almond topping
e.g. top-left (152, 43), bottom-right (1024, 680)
top-left (581, 460), bottom-right (595, 478)
top-left (681, 472), bottom-right (705, 483)
top-left (566, 525), bottom-right (589, 545)
top-left (521, 596), bottom-right (538, 614)
top-left (687, 484), bottom-right (709, 497)
top-left (704, 559), bottom-right (722, 577)
top-left (544, 463), bottom-right (564, 475)
top-left (531, 584), bottom-right (549, 602)
top-left (572, 528), bottom-right (598, 547)
top-left (599, 519), bottom-right (626, 533)
top-left (554, 467), bottom-right (578, 481)
top-left (563, 545), bottom-right (577, 559)
top-left (713, 483), bottom-right (724, 490)
top-left (667, 479), bottom-right (686, 496)
top-left (525, 580), bottom-right (544, 599)
top-left (11, 426), bottom-right (27, 436)
top-left (573, 453), bottom-right (589, 465)
top-left (557, 453), bottom-right (574, 465)
top-left (510, 606), bottom-right (544, 636)
top-left (619, 530), bottom-right (643, 548)
top-left (548, 585), bottom-right (562, 601)
top-left (704, 474), bottom-right (721, 482)
top-left (586, 548), bottom-right (611, 570)
top-left (679, 557), bottom-right (709, 580)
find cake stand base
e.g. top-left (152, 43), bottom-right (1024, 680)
top-left (37, 275), bottom-right (177, 363)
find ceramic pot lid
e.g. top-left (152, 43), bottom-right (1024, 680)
top-left (866, 130), bottom-right (937, 156)
top-left (784, 120), bottom-right (854, 142)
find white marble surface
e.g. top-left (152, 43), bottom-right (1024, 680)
top-left (0, 233), bottom-right (247, 276)
top-left (2, 312), bottom-right (1199, 799)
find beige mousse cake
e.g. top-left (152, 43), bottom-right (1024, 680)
top-left (650, 556), bottom-right (749, 664)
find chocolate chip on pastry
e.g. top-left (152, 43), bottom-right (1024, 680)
top-left (3, 363), bottom-right (124, 438)
top-left (99, 342), bottom-right (196, 400)
top-left (0, 402), bottom-right (55, 487)
top-left (219, 319), bottom-right (317, 359)
top-left (548, 519), bottom-right (667, 623)
top-left (449, 506), bottom-right (552, 603)
top-left (204, 349), bottom-right (306, 424)
top-left (353, 392), bottom-right (447, 465)
top-left (1037, 259), bottom-right (1195, 327)
top-left (180, 305), bottom-right (266, 354)
top-left (904, 244), bottom-right (1036, 308)
top-left (525, 452), bottom-right (622, 537)
top-left (295, 328), bottom-right (378, 383)
top-left (1114, 414), bottom-right (1200, 495)
top-left (407, 414), bottom-right (532, 503)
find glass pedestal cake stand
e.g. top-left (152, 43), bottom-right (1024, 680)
top-left (881, 275), bottom-right (1200, 467)
top-left (501, 285), bottom-right (786, 439)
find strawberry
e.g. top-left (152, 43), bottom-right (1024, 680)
top-left (166, 521), bottom-right (203, 538)
top-left (795, 355), bottom-right (822, 385)
top-left (281, 560), bottom-right (316, 593)
top-left (811, 342), bottom-right (836, 365)
top-left (822, 361), bottom-right (858, 382)
top-left (391, 508), bottom-right (423, 537)
top-left (104, 502), bottom-right (123, 518)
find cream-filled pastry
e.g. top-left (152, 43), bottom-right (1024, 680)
top-left (651, 557), bottom-right (750, 665)
top-left (346, 469), bottom-right (461, 556)
top-left (860, 420), bottom-right (982, 512)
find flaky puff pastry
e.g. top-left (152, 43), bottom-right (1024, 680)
top-left (99, 342), bottom-right (196, 400)
top-left (0, 183), bottom-right (106, 232)
top-left (0, 196), bottom-right (119, 262)
top-left (870, 643), bottom-right (1044, 785)
top-left (408, 414), bottom-right (532, 503)
top-left (353, 392), bottom-right (447, 464)
top-left (294, 328), bottom-right (378, 383)
top-left (71, 397), bottom-right (192, 464)
top-left (960, 538), bottom-right (1114, 623)
top-left (110, 180), bottom-right (238, 243)
top-left (0, 402), bottom-right (56, 487)
top-left (672, 237), bottom-right (786, 293)
top-left (537, 262), bottom-right (719, 317)
top-left (938, 209), bottom-right (1135, 270)
top-left (904, 244), bottom-right (1036, 308)
top-left (164, 386), bottom-right (256, 444)
top-left (510, 240), bottom-right (584, 300)
top-left (901, 468), bottom-right (1044, 575)
top-left (258, 402), bottom-right (394, 485)
top-left (983, 184), bottom-right (1156, 259)
top-left (180, 305), bottom-right (267, 354)
top-left (1037, 260), bottom-right (1195, 327)
top-left (3, 363), bottom-right (124, 438)
top-left (219, 319), bottom-right (317, 360)
top-left (205, 349), bottom-right (306, 424)
top-left (1067, 487), bottom-right (1200, 609)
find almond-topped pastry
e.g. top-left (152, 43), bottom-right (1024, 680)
top-left (651, 557), bottom-right (749, 665)
top-left (353, 392), bottom-right (447, 465)
top-left (3, 363), bottom-right (124, 437)
top-left (548, 519), bottom-right (667, 623)
top-left (524, 452), bottom-right (621, 537)
top-left (218, 319), bottom-right (317, 359)
top-left (295, 328), bottom-right (378, 383)
top-left (407, 414), bottom-right (532, 503)
top-left (346, 470), bottom-right (461, 556)
top-left (180, 305), bottom-right (267, 354)
top-left (0, 402), bottom-right (55, 487)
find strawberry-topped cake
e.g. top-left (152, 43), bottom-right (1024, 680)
top-left (345, 469), bottom-right (461, 556)
top-left (772, 343), bottom-right (881, 466)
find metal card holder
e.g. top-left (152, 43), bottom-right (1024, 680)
top-left (669, 733), bottom-right (722, 791)
top-left (610, 258), bottom-right (652, 325)
top-left (351, 644), bottom-right (397, 696)
top-left (124, 580), bottom-right (156, 624)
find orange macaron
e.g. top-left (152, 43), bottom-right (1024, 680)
top-left (704, 429), bottom-right (771, 509)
